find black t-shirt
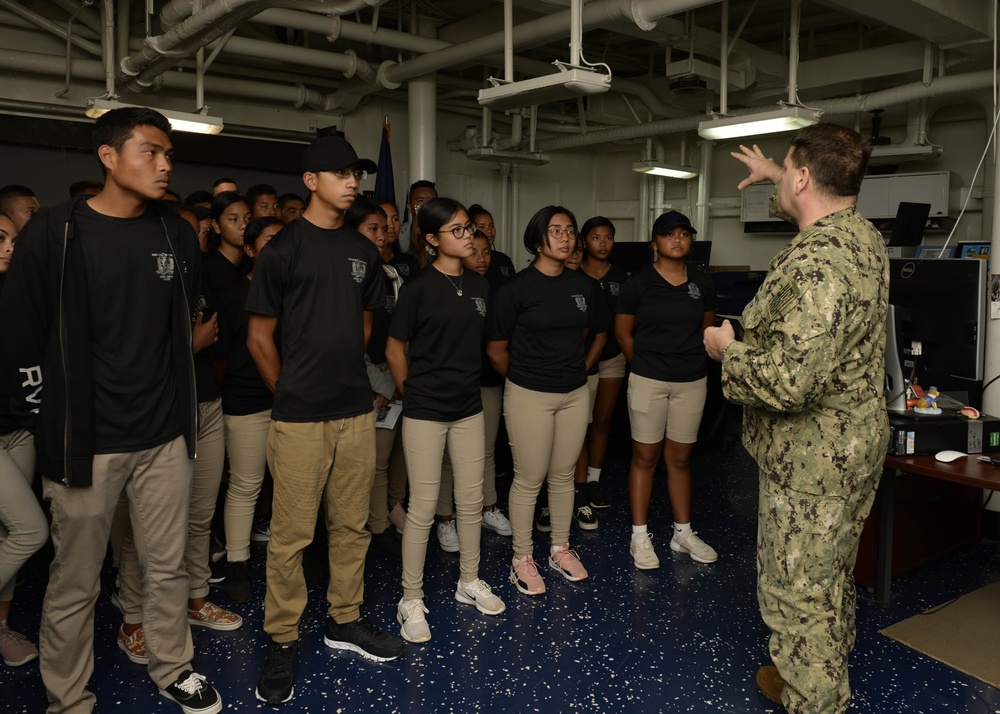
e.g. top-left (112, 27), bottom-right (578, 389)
top-left (203, 248), bottom-right (246, 302)
top-left (216, 276), bottom-right (274, 416)
top-left (589, 264), bottom-right (629, 361)
top-left (616, 264), bottom-right (717, 383)
top-left (487, 265), bottom-right (605, 393)
top-left (387, 251), bottom-right (420, 282)
top-left (76, 202), bottom-right (182, 452)
top-left (367, 266), bottom-right (398, 365)
top-left (579, 272), bottom-right (612, 375)
top-left (246, 217), bottom-right (385, 422)
top-left (0, 278), bottom-right (20, 434)
top-left (486, 249), bottom-right (517, 288)
top-left (389, 267), bottom-right (488, 422)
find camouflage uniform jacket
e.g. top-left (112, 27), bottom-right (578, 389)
top-left (721, 186), bottom-right (890, 497)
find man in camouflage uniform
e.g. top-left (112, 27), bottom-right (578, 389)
top-left (704, 123), bottom-right (889, 713)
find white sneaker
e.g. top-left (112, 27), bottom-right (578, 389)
top-left (396, 598), bottom-right (431, 643)
top-left (630, 532), bottom-right (660, 570)
top-left (455, 578), bottom-right (506, 615)
top-left (670, 528), bottom-right (718, 564)
top-left (481, 508), bottom-right (512, 537)
top-left (436, 520), bottom-right (459, 553)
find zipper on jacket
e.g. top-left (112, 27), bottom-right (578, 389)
top-left (59, 220), bottom-right (70, 485)
top-left (162, 216), bottom-right (198, 456)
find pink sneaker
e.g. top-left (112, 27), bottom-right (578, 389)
top-left (509, 555), bottom-right (545, 596)
top-left (548, 543), bottom-right (588, 582)
top-left (0, 623), bottom-right (38, 666)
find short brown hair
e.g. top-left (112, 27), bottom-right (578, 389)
top-left (789, 123), bottom-right (871, 198)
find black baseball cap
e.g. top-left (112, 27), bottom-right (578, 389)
top-left (300, 136), bottom-right (377, 174)
top-left (651, 210), bottom-right (697, 238)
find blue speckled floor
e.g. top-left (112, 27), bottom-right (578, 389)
top-left (3, 443), bottom-right (1000, 713)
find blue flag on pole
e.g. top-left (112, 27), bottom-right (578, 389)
top-left (374, 117), bottom-right (395, 204)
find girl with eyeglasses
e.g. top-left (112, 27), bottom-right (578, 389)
top-left (385, 197), bottom-right (504, 643)
top-left (615, 211), bottom-right (718, 571)
top-left (345, 200), bottom-right (407, 560)
top-left (486, 206), bottom-right (608, 597)
top-left (578, 217), bottom-right (629, 510)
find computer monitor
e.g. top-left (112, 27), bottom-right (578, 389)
top-left (885, 258), bottom-right (987, 410)
top-left (886, 202), bottom-right (930, 246)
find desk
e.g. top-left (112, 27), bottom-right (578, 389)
top-left (874, 454), bottom-right (1000, 605)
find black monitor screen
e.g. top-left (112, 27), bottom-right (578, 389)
top-left (888, 258), bottom-right (986, 389)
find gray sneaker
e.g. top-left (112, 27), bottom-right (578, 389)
top-left (455, 578), bottom-right (506, 615)
top-left (436, 520), bottom-right (459, 553)
top-left (670, 529), bottom-right (718, 563)
top-left (630, 532), bottom-right (660, 570)
top-left (396, 598), bottom-right (431, 643)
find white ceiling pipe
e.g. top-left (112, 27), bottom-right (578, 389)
top-left (0, 49), bottom-right (327, 110)
top-left (0, 0), bottom-right (102, 56)
top-left (382, 0), bottom-right (722, 86)
top-left (49, 0), bottom-right (102, 35)
top-left (210, 35), bottom-right (361, 77)
top-left (252, 9), bottom-right (448, 52)
top-left (534, 69), bottom-right (996, 151)
top-left (159, 0), bottom-right (384, 30)
top-left (123, 0), bottom-right (389, 91)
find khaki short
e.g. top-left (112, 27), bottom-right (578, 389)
top-left (627, 373), bottom-right (707, 444)
top-left (598, 352), bottom-right (627, 379)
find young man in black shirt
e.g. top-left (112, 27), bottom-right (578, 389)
top-left (247, 136), bottom-right (404, 706)
top-left (0, 108), bottom-right (221, 713)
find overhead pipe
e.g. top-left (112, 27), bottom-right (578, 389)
top-left (158, 0), bottom-right (384, 30)
top-left (535, 69), bottom-right (997, 152)
top-left (0, 0), bottom-right (102, 56)
top-left (122, 0), bottom-right (389, 92)
top-left (49, 0), bottom-right (102, 35)
top-left (115, 0), bottom-right (129, 65)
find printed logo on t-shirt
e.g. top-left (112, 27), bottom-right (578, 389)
top-left (472, 297), bottom-right (487, 317)
top-left (385, 295), bottom-right (396, 313)
top-left (152, 253), bottom-right (175, 281)
top-left (396, 264), bottom-right (410, 276)
top-left (572, 294), bottom-right (588, 312)
top-left (687, 283), bottom-right (702, 300)
top-left (348, 258), bottom-right (367, 284)
top-left (500, 266), bottom-right (511, 277)
top-left (606, 281), bottom-right (621, 296)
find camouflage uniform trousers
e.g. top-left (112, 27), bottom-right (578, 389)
top-left (757, 467), bottom-right (880, 714)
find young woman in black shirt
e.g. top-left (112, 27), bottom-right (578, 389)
top-left (615, 211), bottom-right (718, 571)
top-left (378, 199), bottom-right (419, 284)
top-left (468, 204), bottom-right (517, 286)
top-left (215, 216), bottom-right (283, 602)
top-left (487, 206), bottom-right (606, 597)
top-left (204, 191), bottom-right (251, 300)
top-left (579, 217), bottom-right (629, 509)
top-left (386, 198), bottom-right (505, 643)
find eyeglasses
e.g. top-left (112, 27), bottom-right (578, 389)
top-left (438, 224), bottom-right (475, 239)
top-left (547, 227), bottom-right (577, 239)
top-left (331, 168), bottom-right (368, 181)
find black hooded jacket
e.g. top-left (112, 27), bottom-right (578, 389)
top-left (0, 198), bottom-right (200, 486)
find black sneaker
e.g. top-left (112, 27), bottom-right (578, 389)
top-left (160, 670), bottom-right (222, 714)
top-left (251, 515), bottom-right (272, 542)
top-left (255, 640), bottom-right (299, 705)
top-left (575, 505), bottom-right (599, 531)
top-left (587, 480), bottom-right (610, 509)
top-left (223, 561), bottom-right (251, 603)
top-left (535, 507), bottom-right (551, 533)
top-left (368, 529), bottom-right (402, 561)
top-left (323, 616), bottom-right (405, 662)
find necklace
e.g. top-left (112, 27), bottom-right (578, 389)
top-left (441, 270), bottom-right (464, 296)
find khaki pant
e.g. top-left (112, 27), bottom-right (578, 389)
top-left (437, 385), bottom-right (502, 515)
top-left (401, 413), bottom-right (485, 599)
top-left (0, 428), bottom-right (45, 602)
top-left (40, 436), bottom-right (194, 713)
top-left (263, 414), bottom-right (375, 642)
top-left (368, 422), bottom-right (402, 533)
top-left (758, 469), bottom-right (880, 714)
top-left (119, 399), bottom-right (226, 616)
top-left (224, 409), bottom-right (271, 561)
top-left (504, 382), bottom-right (589, 557)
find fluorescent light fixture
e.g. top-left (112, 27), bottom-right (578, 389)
top-left (698, 106), bottom-right (822, 141)
top-left (85, 99), bottom-right (224, 135)
top-left (478, 68), bottom-right (611, 111)
top-left (631, 160), bottom-right (698, 179)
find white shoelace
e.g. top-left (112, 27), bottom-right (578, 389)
top-left (174, 672), bottom-right (209, 695)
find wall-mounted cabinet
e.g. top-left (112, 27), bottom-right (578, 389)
top-left (741, 171), bottom-right (960, 228)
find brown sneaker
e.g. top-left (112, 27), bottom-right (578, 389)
top-left (188, 601), bottom-right (243, 631)
top-left (117, 624), bottom-right (148, 665)
top-left (0, 623), bottom-right (38, 666)
top-left (756, 665), bottom-right (786, 705)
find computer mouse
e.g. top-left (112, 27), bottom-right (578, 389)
top-left (934, 450), bottom-right (967, 463)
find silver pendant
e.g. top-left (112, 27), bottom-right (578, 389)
top-left (456, 289), bottom-right (463, 296)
